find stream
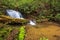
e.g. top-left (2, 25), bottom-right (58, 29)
top-left (6, 9), bottom-right (36, 25)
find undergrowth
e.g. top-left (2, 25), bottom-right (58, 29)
top-left (18, 26), bottom-right (25, 40)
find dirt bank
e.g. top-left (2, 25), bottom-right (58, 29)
top-left (25, 22), bottom-right (60, 40)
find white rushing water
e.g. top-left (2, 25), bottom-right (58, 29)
top-left (29, 20), bottom-right (36, 25)
top-left (6, 9), bottom-right (24, 19)
top-left (6, 9), bottom-right (36, 25)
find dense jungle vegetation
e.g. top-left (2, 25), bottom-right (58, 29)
top-left (0, 0), bottom-right (60, 40)
top-left (0, 0), bottom-right (60, 22)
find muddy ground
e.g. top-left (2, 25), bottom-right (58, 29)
top-left (0, 22), bottom-right (60, 40)
top-left (25, 22), bottom-right (60, 40)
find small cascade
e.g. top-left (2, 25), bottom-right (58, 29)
top-left (29, 20), bottom-right (36, 25)
top-left (6, 9), bottom-right (24, 19)
top-left (6, 9), bottom-right (36, 25)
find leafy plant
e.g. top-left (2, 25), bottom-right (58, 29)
top-left (55, 14), bottom-right (60, 19)
top-left (0, 26), bottom-right (13, 40)
top-left (19, 26), bottom-right (25, 40)
top-left (55, 13), bottom-right (60, 21)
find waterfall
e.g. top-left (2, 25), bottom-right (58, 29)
top-left (6, 9), bottom-right (36, 25)
top-left (6, 9), bottom-right (24, 19)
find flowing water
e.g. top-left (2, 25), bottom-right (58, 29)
top-left (6, 9), bottom-right (36, 25)
top-left (6, 9), bottom-right (24, 19)
top-left (29, 20), bottom-right (36, 25)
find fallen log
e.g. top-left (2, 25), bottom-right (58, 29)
top-left (0, 15), bottom-right (28, 25)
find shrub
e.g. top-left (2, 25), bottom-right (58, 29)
top-left (55, 13), bottom-right (60, 22)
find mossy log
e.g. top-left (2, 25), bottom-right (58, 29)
top-left (0, 15), bottom-right (28, 25)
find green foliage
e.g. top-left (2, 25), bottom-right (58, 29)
top-left (55, 13), bottom-right (60, 20)
top-left (0, 26), bottom-right (13, 40)
top-left (19, 26), bottom-right (25, 40)
top-left (0, 0), bottom-right (60, 22)
top-left (56, 14), bottom-right (60, 18)
top-left (0, 0), bottom-right (34, 9)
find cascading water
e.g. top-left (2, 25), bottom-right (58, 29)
top-left (6, 9), bottom-right (36, 25)
top-left (6, 9), bottom-right (24, 19)
top-left (29, 20), bottom-right (36, 25)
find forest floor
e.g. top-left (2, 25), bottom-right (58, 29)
top-left (0, 21), bottom-right (60, 40)
top-left (25, 22), bottom-right (60, 40)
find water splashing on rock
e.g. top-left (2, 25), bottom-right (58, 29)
top-left (29, 20), bottom-right (36, 25)
top-left (6, 9), bottom-right (24, 19)
top-left (6, 9), bottom-right (36, 25)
